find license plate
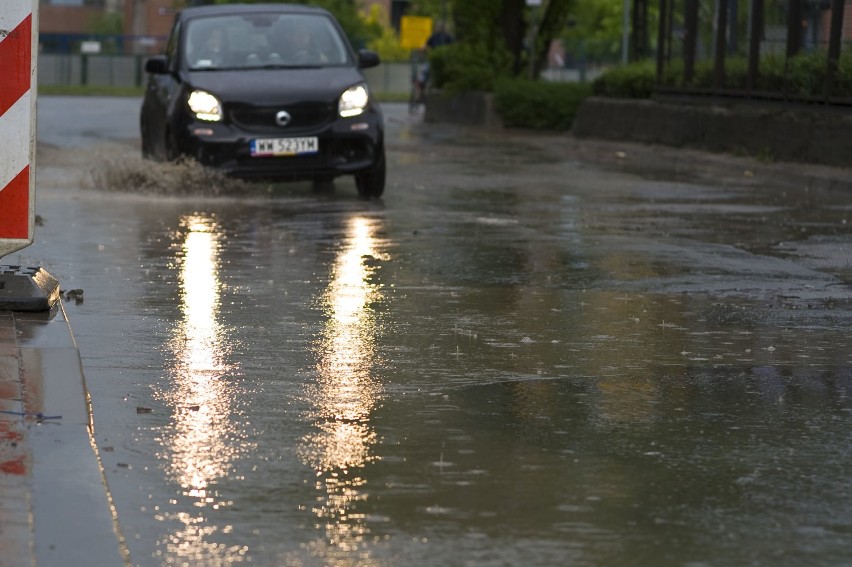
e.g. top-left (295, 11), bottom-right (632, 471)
top-left (250, 137), bottom-right (319, 157)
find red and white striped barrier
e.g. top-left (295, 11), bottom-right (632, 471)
top-left (0, 0), bottom-right (37, 259)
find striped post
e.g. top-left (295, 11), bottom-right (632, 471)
top-left (0, 0), bottom-right (37, 260)
top-left (0, 1), bottom-right (60, 311)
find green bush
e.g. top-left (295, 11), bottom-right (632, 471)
top-left (786, 51), bottom-right (827, 96)
top-left (756, 54), bottom-right (788, 92)
top-left (494, 78), bottom-right (593, 130)
top-left (833, 52), bottom-right (852, 97)
top-left (594, 50), bottom-right (852, 99)
top-left (591, 60), bottom-right (656, 98)
top-left (428, 43), bottom-right (512, 94)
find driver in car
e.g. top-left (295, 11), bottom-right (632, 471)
top-left (271, 23), bottom-right (328, 65)
top-left (191, 27), bottom-right (229, 67)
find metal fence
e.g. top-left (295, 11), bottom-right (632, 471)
top-left (39, 54), bottom-right (147, 88)
top-left (37, 53), bottom-right (593, 92)
top-left (652, 0), bottom-right (852, 103)
top-left (37, 53), bottom-right (416, 93)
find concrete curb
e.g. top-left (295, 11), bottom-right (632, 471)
top-left (572, 96), bottom-right (852, 168)
top-left (423, 91), bottom-right (503, 129)
top-left (1, 304), bottom-right (127, 566)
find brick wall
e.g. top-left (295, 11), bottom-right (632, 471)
top-left (39, 5), bottom-right (100, 34)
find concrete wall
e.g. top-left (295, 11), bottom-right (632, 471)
top-left (423, 91), bottom-right (502, 128)
top-left (572, 97), bottom-right (852, 168)
top-left (420, 91), bottom-right (852, 169)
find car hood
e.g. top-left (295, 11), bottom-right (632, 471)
top-left (183, 66), bottom-right (367, 106)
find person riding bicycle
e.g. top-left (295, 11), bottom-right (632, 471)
top-left (416, 23), bottom-right (453, 90)
top-left (410, 23), bottom-right (453, 112)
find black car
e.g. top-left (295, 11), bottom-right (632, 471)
top-left (140, 3), bottom-right (385, 198)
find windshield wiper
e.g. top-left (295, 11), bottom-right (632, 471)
top-left (253, 63), bottom-right (323, 70)
top-left (189, 65), bottom-right (242, 72)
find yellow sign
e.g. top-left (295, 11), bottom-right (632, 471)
top-left (400, 16), bottom-right (433, 50)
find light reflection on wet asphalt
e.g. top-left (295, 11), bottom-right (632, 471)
top-left (19, 98), bottom-right (852, 565)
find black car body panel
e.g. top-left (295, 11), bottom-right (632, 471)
top-left (139, 3), bottom-right (385, 195)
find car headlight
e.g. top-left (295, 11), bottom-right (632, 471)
top-left (339, 84), bottom-right (369, 118)
top-left (188, 90), bottom-right (222, 122)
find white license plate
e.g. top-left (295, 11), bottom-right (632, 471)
top-left (250, 137), bottom-right (319, 157)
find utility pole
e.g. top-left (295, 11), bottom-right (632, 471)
top-left (527, 0), bottom-right (543, 79)
top-left (622, 0), bottom-right (630, 64)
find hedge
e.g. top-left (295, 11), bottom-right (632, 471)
top-left (494, 78), bottom-right (593, 130)
top-left (593, 51), bottom-right (852, 100)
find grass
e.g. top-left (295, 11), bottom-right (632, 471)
top-left (39, 84), bottom-right (145, 97)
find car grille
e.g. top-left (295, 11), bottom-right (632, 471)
top-left (228, 102), bottom-right (336, 133)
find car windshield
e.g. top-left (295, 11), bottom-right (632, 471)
top-left (183, 13), bottom-right (351, 70)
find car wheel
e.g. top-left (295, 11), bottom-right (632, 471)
top-left (140, 119), bottom-right (154, 160)
top-left (165, 128), bottom-right (181, 162)
top-left (355, 147), bottom-right (385, 199)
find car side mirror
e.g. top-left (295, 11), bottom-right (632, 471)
top-left (145, 56), bottom-right (169, 75)
top-left (358, 49), bottom-right (380, 69)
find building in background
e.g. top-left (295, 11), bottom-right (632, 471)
top-left (40, 0), bottom-right (111, 52)
top-left (39, 0), bottom-right (418, 54)
top-left (122, 0), bottom-right (175, 54)
top-left (40, 0), bottom-right (170, 53)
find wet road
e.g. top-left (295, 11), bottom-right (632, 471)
top-left (17, 96), bottom-right (852, 566)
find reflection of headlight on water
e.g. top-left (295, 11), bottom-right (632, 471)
top-left (173, 215), bottom-right (228, 377)
top-left (304, 216), bottom-right (385, 471)
top-left (170, 214), bottom-right (234, 491)
top-left (300, 421), bottom-right (378, 472)
top-left (301, 215), bottom-right (387, 561)
top-left (155, 214), bottom-right (251, 564)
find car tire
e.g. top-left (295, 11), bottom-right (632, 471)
top-left (140, 119), bottom-right (153, 160)
top-left (165, 128), bottom-right (181, 162)
top-left (355, 146), bottom-right (385, 199)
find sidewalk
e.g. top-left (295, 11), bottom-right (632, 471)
top-left (0, 303), bottom-right (126, 567)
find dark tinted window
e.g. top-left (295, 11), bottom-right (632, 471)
top-left (165, 20), bottom-right (179, 62)
top-left (183, 13), bottom-right (351, 70)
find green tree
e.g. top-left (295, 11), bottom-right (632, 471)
top-left (562, 0), bottom-right (624, 65)
top-left (363, 3), bottom-right (409, 61)
top-left (408, 0), bottom-right (451, 23)
top-left (87, 12), bottom-right (123, 54)
top-left (434, 0), bottom-right (575, 85)
top-left (88, 12), bottom-right (123, 35)
top-left (308, 0), bottom-right (379, 49)
top-left (530, 0), bottom-right (574, 77)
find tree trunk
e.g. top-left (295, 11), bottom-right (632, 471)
top-left (531, 0), bottom-right (574, 79)
top-left (500, 0), bottom-right (527, 75)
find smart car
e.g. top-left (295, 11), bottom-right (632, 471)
top-left (139, 3), bottom-right (385, 198)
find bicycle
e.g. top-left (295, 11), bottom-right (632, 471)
top-left (409, 49), bottom-right (428, 114)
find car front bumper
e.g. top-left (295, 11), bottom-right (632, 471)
top-left (176, 111), bottom-right (383, 181)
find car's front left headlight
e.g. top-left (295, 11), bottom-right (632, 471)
top-left (188, 90), bottom-right (222, 122)
top-left (339, 83), bottom-right (369, 118)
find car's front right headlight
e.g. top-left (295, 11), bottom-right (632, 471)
top-left (188, 90), bottom-right (222, 122)
top-left (339, 83), bottom-right (369, 118)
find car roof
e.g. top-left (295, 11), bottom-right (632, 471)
top-left (178, 3), bottom-right (331, 19)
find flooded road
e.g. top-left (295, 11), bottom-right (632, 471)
top-left (17, 96), bottom-right (852, 566)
